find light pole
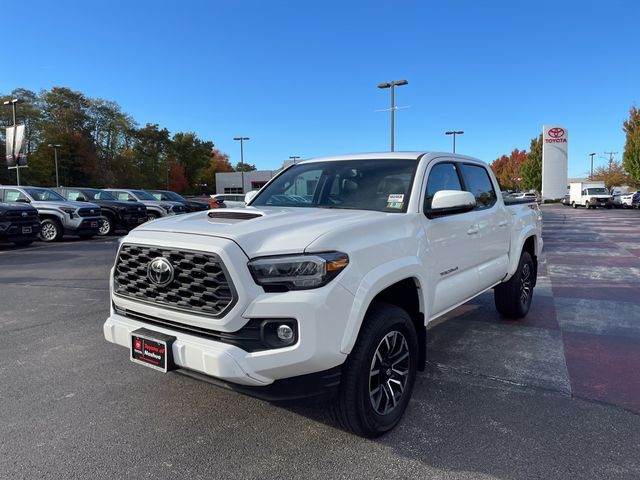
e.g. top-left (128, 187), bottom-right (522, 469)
top-left (48, 144), bottom-right (62, 187)
top-left (377, 79), bottom-right (408, 152)
top-left (589, 152), bottom-right (596, 180)
top-left (3, 98), bottom-right (22, 185)
top-left (445, 130), bottom-right (464, 154)
top-left (233, 137), bottom-right (250, 193)
top-left (289, 156), bottom-right (300, 164)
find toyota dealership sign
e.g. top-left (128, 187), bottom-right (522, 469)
top-left (541, 125), bottom-right (568, 200)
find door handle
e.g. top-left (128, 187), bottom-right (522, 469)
top-left (498, 220), bottom-right (508, 227)
top-left (467, 224), bottom-right (479, 235)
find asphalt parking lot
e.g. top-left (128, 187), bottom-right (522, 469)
top-left (1, 205), bottom-right (639, 480)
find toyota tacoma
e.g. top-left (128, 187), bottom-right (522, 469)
top-left (104, 152), bottom-right (543, 437)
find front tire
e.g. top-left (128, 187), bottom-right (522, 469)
top-left (147, 212), bottom-right (160, 221)
top-left (494, 251), bottom-right (535, 319)
top-left (98, 215), bottom-right (115, 236)
top-left (39, 218), bottom-right (63, 242)
top-left (330, 302), bottom-right (418, 437)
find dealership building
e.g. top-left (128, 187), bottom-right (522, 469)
top-left (215, 159), bottom-right (298, 194)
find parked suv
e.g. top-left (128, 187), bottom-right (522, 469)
top-left (105, 189), bottom-right (187, 220)
top-left (0, 201), bottom-right (40, 246)
top-left (0, 186), bottom-right (102, 242)
top-left (54, 187), bottom-right (147, 236)
top-left (146, 190), bottom-right (210, 213)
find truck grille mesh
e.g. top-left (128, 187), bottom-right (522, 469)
top-left (77, 207), bottom-right (101, 217)
top-left (114, 244), bottom-right (236, 317)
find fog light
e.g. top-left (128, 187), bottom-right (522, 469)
top-left (277, 324), bottom-right (294, 342)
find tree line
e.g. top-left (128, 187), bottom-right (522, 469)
top-left (491, 106), bottom-right (640, 194)
top-left (0, 87), bottom-right (255, 193)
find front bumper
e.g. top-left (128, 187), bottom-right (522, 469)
top-left (104, 231), bottom-right (354, 388)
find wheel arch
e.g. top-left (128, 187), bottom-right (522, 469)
top-left (340, 265), bottom-right (427, 371)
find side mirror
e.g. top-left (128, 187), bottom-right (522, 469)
top-left (15, 198), bottom-right (31, 204)
top-left (77, 196), bottom-right (87, 202)
top-left (426, 190), bottom-right (476, 218)
top-left (244, 191), bottom-right (258, 204)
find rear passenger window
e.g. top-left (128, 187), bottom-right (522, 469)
top-left (460, 164), bottom-right (497, 209)
top-left (424, 162), bottom-right (463, 210)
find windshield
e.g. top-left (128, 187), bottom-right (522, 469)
top-left (80, 189), bottom-right (116, 201)
top-left (24, 188), bottom-right (66, 201)
top-left (131, 190), bottom-right (157, 201)
top-left (251, 159), bottom-right (417, 212)
top-left (586, 188), bottom-right (609, 195)
top-left (152, 191), bottom-right (183, 201)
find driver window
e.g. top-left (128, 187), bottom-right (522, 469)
top-left (424, 163), bottom-right (462, 211)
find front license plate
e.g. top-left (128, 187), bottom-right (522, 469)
top-left (91, 221), bottom-right (99, 228)
top-left (22, 227), bottom-right (32, 234)
top-left (130, 328), bottom-right (176, 373)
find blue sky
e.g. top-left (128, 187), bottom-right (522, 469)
top-left (2, 0), bottom-right (638, 176)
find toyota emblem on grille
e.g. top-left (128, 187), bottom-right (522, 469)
top-left (21, 212), bottom-right (27, 217)
top-left (147, 257), bottom-right (174, 287)
top-left (548, 127), bottom-right (565, 138)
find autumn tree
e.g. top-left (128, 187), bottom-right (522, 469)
top-left (591, 159), bottom-right (632, 191)
top-left (168, 160), bottom-right (189, 192)
top-left (200, 149), bottom-right (234, 193)
top-left (622, 106), bottom-right (640, 182)
top-left (167, 132), bottom-right (214, 191)
top-left (490, 148), bottom-right (527, 191)
top-left (521, 134), bottom-right (543, 192)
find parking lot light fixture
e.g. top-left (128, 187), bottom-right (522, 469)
top-left (3, 98), bottom-right (23, 185)
top-left (48, 144), bottom-right (62, 187)
top-left (289, 156), bottom-right (300, 164)
top-left (377, 80), bottom-right (408, 152)
top-left (445, 131), bottom-right (464, 154)
top-left (589, 153), bottom-right (596, 180)
top-left (233, 137), bottom-right (250, 193)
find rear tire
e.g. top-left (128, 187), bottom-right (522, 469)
top-left (494, 251), bottom-right (535, 319)
top-left (330, 302), bottom-right (418, 438)
top-left (39, 218), bottom-right (63, 242)
top-left (572, 202), bottom-right (577, 209)
top-left (147, 212), bottom-right (160, 221)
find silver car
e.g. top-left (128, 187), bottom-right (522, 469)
top-left (105, 189), bottom-right (187, 220)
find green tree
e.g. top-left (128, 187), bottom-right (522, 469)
top-left (234, 162), bottom-right (257, 172)
top-left (167, 132), bottom-right (214, 192)
top-left (622, 106), bottom-right (640, 183)
top-left (131, 123), bottom-right (170, 188)
top-left (521, 134), bottom-right (543, 192)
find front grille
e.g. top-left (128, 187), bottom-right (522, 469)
top-left (77, 207), bottom-right (101, 217)
top-left (5, 210), bottom-right (38, 221)
top-left (126, 206), bottom-right (146, 214)
top-left (114, 244), bottom-right (236, 317)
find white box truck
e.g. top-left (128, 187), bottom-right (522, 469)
top-left (569, 181), bottom-right (612, 209)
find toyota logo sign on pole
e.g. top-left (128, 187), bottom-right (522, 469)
top-left (541, 125), bottom-right (569, 200)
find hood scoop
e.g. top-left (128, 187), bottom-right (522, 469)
top-left (207, 210), bottom-right (263, 220)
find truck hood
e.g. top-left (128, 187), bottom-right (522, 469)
top-left (131, 206), bottom-right (387, 257)
top-left (31, 200), bottom-right (101, 210)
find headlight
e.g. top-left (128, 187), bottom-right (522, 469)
top-left (60, 207), bottom-right (76, 218)
top-left (248, 252), bottom-right (349, 290)
top-left (160, 203), bottom-right (172, 212)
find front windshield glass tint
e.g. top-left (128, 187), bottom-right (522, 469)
top-left (78, 189), bottom-right (116, 201)
top-left (24, 188), bottom-right (66, 201)
top-left (251, 159), bottom-right (417, 212)
top-left (163, 191), bottom-right (183, 201)
top-left (132, 190), bottom-right (157, 201)
top-left (586, 188), bottom-right (609, 195)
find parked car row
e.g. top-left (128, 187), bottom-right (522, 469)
top-left (0, 185), bottom-right (227, 247)
top-left (560, 191), bottom-right (640, 209)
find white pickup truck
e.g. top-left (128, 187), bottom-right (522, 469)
top-left (104, 152), bottom-right (543, 437)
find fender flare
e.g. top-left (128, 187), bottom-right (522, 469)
top-left (339, 257), bottom-right (426, 354)
top-left (506, 227), bottom-right (539, 279)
